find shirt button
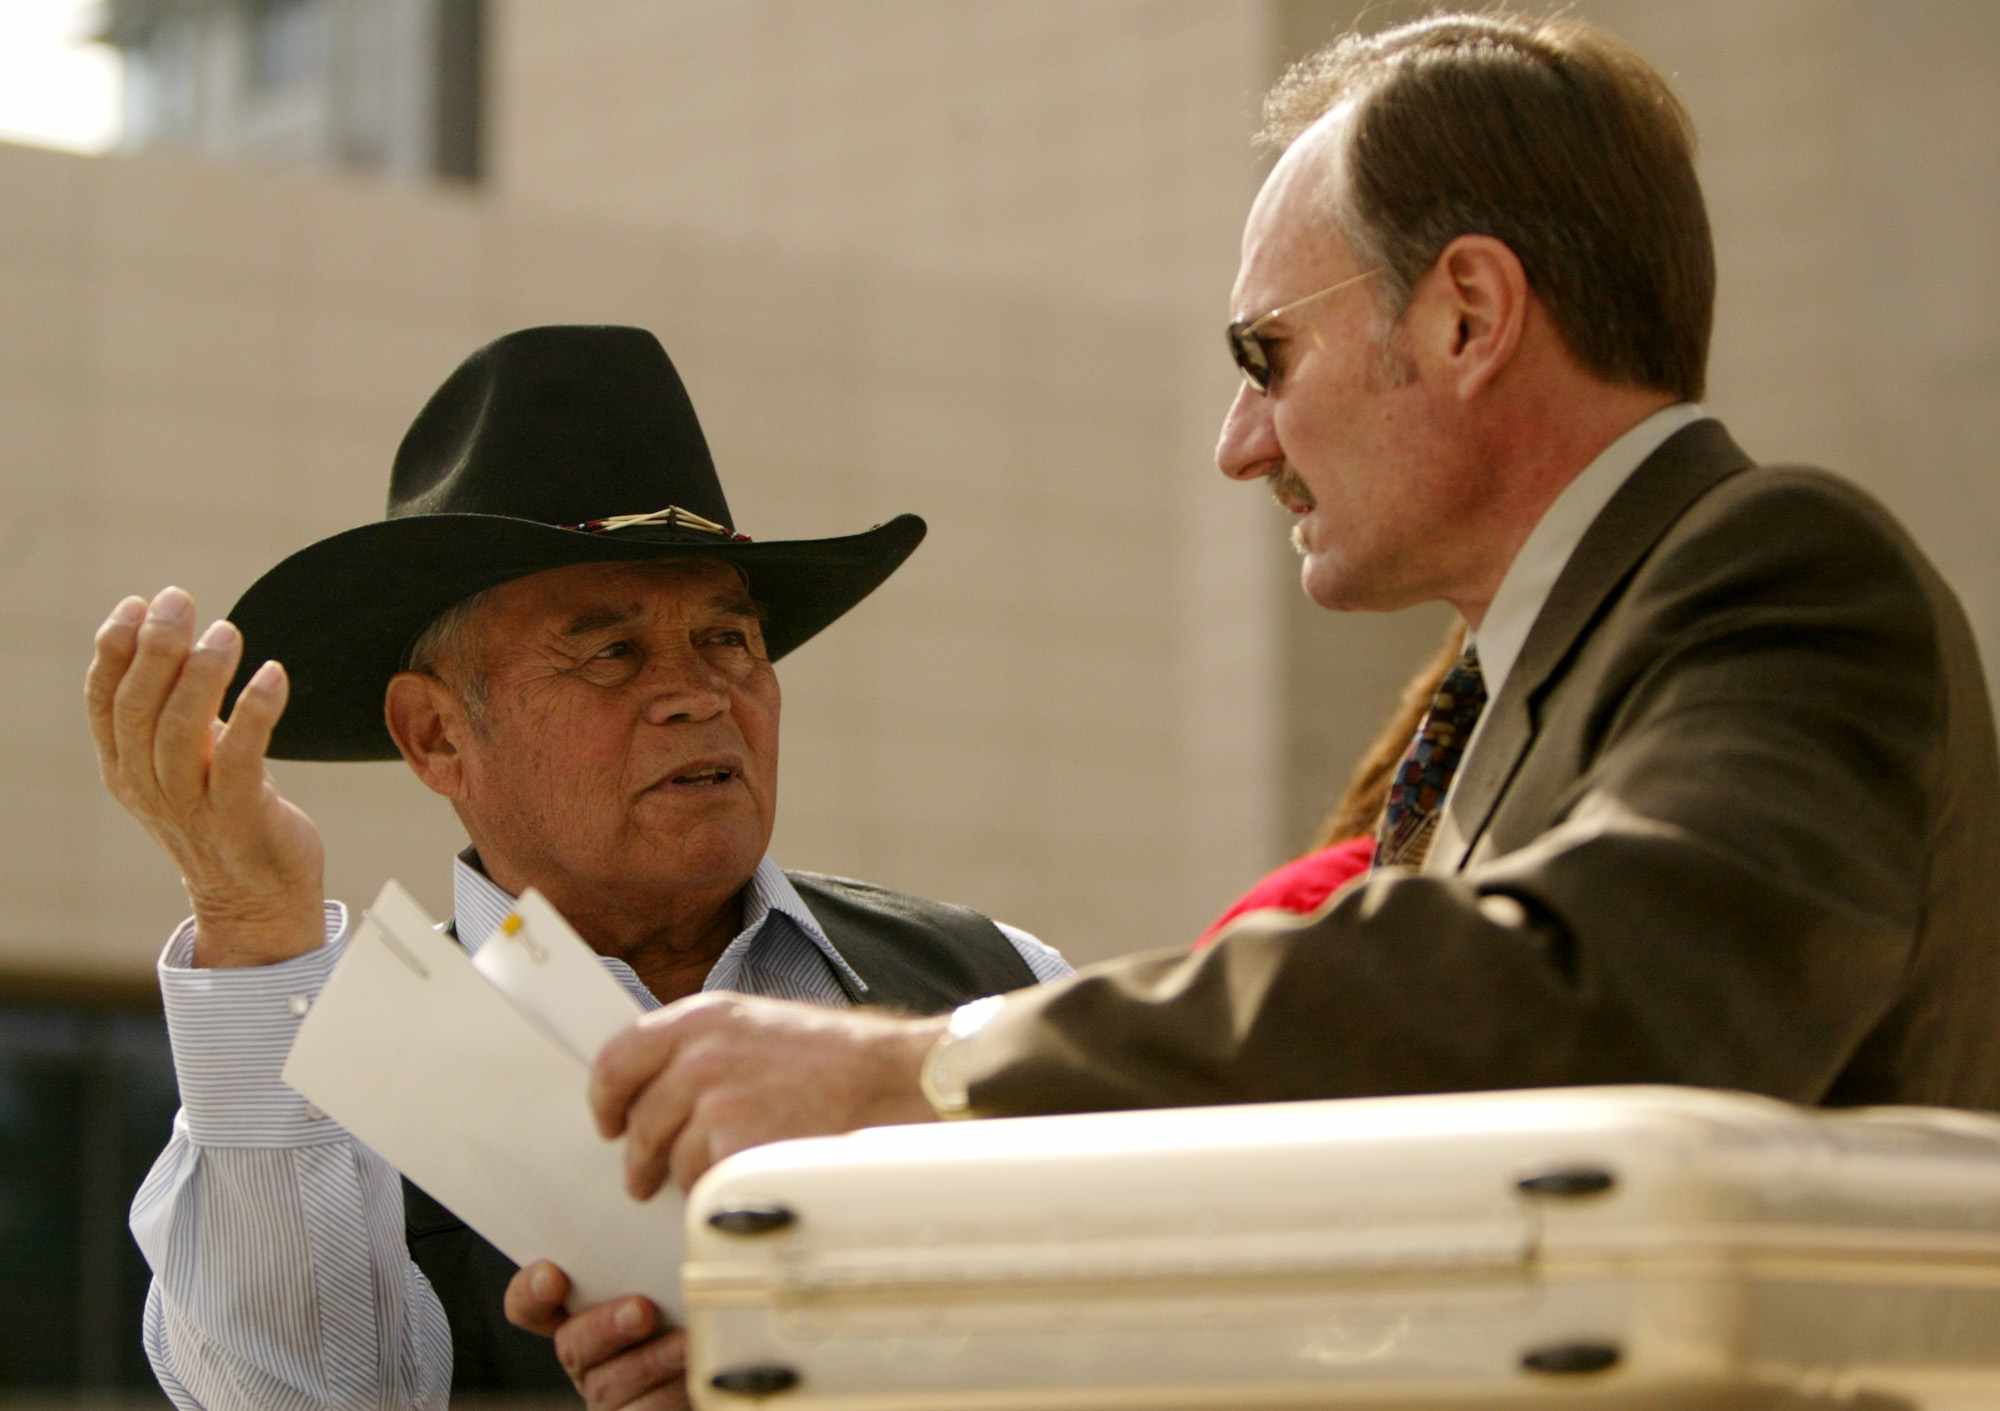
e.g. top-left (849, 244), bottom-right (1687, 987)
top-left (287, 994), bottom-right (310, 1018)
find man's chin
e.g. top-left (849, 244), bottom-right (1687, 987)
top-left (633, 816), bottom-right (770, 883)
top-left (1300, 554), bottom-right (1365, 612)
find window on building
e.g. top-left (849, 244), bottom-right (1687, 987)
top-left (248, 0), bottom-right (331, 94)
top-left (97, 0), bottom-right (482, 185)
top-left (0, 999), bottom-right (182, 1395)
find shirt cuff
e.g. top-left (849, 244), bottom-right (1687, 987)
top-left (994, 920), bottom-right (1072, 982)
top-left (158, 902), bottom-right (354, 1148)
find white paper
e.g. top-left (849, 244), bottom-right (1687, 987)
top-left (281, 880), bottom-right (683, 1316)
top-left (471, 886), bottom-right (646, 1065)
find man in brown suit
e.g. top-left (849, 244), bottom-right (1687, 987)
top-left (511, 13), bottom-right (2000, 1397)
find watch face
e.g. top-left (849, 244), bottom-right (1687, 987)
top-left (922, 997), bottom-right (1003, 1118)
top-left (920, 1034), bottom-right (973, 1117)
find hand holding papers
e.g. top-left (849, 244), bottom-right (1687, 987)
top-left (281, 880), bottom-right (684, 1316)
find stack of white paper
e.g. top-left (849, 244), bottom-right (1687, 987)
top-left (281, 880), bottom-right (684, 1316)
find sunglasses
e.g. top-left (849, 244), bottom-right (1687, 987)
top-left (1226, 268), bottom-right (1385, 393)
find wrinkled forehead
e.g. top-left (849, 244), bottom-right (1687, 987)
top-left (484, 557), bottom-right (756, 626)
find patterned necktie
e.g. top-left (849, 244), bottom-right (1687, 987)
top-left (1375, 643), bottom-right (1487, 870)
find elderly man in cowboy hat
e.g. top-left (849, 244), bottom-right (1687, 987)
top-left (90, 325), bottom-right (1067, 1410)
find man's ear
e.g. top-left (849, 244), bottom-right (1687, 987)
top-left (1428, 234), bottom-right (1530, 401)
top-left (385, 671), bottom-right (470, 799)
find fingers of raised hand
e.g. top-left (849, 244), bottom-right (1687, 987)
top-left (210, 659), bottom-right (287, 810)
top-left (103, 589), bottom-right (196, 797)
top-left (154, 618), bottom-right (245, 806)
top-left (85, 595), bottom-right (149, 776)
top-left (90, 586), bottom-right (297, 821)
top-left (94, 588), bottom-right (240, 814)
top-left (503, 1260), bottom-right (571, 1338)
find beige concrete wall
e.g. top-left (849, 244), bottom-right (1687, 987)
top-left (0, 0), bottom-right (1275, 985)
top-left (2, 142), bottom-right (484, 985)
top-left (1608, 0), bottom-right (2000, 675)
top-left (9, 1), bottom-right (1994, 989)
top-left (490, 0), bottom-right (1262, 315)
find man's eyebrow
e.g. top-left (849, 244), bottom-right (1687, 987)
top-left (557, 591), bottom-right (768, 636)
top-left (559, 604), bottom-right (643, 637)
top-left (711, 589), bottom-right (770, 622)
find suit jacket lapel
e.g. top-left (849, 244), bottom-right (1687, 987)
top-left (1438, 419), bottom-right (1755, 872)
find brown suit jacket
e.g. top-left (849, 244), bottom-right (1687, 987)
top-left (960, 421), bottom-right (2000, 1114)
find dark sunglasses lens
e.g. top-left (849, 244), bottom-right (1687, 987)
top-left (1227, 325), bottom-right (1270, 390)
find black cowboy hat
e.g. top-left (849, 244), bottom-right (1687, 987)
top-left (222, 324), bottom-right (924, 761)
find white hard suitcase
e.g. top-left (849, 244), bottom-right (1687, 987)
top-left (682, 1086), bottom-right (2000, 1410)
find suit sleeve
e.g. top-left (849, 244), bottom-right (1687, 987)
top-left (954, 472), bottom-right (1947, 1114)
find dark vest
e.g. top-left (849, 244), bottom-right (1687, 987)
top-left (404, 871), bottom-right (1038, 1394)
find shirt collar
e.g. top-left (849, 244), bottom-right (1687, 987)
top-left (1470, 402), bottom-right (1708, 703)
top-left (448, 849), bottom-right (868, 1001)
top-left (719, 861), bottom-right (870, 997)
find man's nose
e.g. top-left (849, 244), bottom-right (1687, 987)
top-left (642, 648), bottom-right (731, 725)
top-left (1215, 381), bottom-right (1280, 482)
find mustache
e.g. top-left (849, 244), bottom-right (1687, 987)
top-left (1271, 467), bottom-right (1316, 510)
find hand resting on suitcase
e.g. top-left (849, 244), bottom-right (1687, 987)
top-left (589, 990), bottom-right (946, 1197)
top-left (502, 993), bottom-right (946, 1406)
top-left (505, 1260), bottom-right (689, 1411)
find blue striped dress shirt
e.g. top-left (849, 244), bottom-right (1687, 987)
top-left (130, 854), bottom-right (1068, 1410)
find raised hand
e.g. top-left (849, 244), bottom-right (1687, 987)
top-left (86, 587), bottom-right (326, 967)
